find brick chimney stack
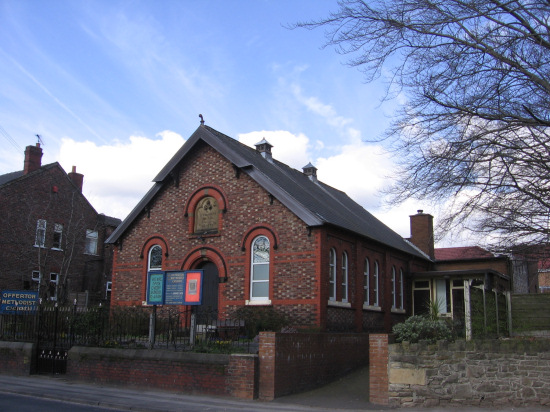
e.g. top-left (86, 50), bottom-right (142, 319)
top-left (68, 166), bottom-right (84, 192)
top-left (23, 143), bottom-right (43, 175)
top-left (409, 210), bottom-right (435, 259)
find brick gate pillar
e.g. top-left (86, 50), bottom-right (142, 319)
top-left (369, 333), bottom-right (389, 405)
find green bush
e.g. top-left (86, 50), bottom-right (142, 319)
top-left (233, 306), bottom-right (289, 338)
top-left (392, 315), bottom-right (453, 344)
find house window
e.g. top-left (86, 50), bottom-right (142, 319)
top-left (435, 278), bottom-right (451, 314)
top-left (413, 280), bottom-right (431, 316)
top-left (364, 258), bottom-right (370, 305)
top-left (391, 266), bottom-right (396, 309)
top-left (250, 236), bottom-right (270, 301)
top-left (106, 281), bottom-right (112, 299)
top-left (49, 273), bottom-right (58, 301)
top-left (32, 271), bottom-right (41, 288)
top-left (341, 252), bottom-right (348, 302)
top-left (374, 261), bottom-right (379, 306)
top-left (399, 269), bottom-right (404, 309)
top-left (148, 245), bottom-right (163, 271)
top-left (85, 230), bottom-right (98, 255)
top-left (329, 248), bottom-right (336, 301)
top-left (35, 219), bottom-right (46, 247)
top-left (52, 223), bottom-right (63, 249)
top-left (194, 196), bottom-right (219, 233)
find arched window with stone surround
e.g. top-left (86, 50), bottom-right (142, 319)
top-left (148, 245), bottom-right (162, 271)
top-left (194, 196), bottom-right (219, 233)
top-left (250, 235), bottom-right (270, 301)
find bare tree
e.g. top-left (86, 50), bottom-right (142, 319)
top-left (295, 0), bottom-right (550, 248)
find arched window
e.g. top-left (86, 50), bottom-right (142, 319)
top-left (374, 261), bottom-right (379, 307)
top-left (341, 252), bottom-right (348, 302)
top-left (364, 258), bottom-right (370, 305)
top-left (391, 266), bottom-right (397, 309)
top-left (399, 268), bottom-right (404, 309)
top-left (194, 196), bottom-right (219, 233)
top-left (148, 245), bottom-right (162, 271)
top-left (329, 248), bottom-right (336, 301)
top-left (250, 236), bottom-right (270, 301)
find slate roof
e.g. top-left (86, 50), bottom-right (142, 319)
top-left (434, 246), bottom-right (496, 261)
top-left (106, 125), bottom-right (428, 259)
top-left (0, 170), bottom-right (24, 186)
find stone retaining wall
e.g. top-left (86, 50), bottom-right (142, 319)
top-left (386, 338), bottom-right (550, 408)
top-left (0, 341), bottom-right (34, 375)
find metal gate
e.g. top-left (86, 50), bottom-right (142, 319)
top-left (35, 305), bottom-right (73, 374)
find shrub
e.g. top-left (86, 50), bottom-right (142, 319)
top-left (233, 306), bottom-right (290, 338)
top-left (392, 315), bottom-right (453, 344)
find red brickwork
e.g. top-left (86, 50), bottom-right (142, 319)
top-left (0, 162), bottom-right (117, 304)
top-left (67, 346), bottom-right (257, 399)
top-left (258, 331), bottom-right (370, 400)
top-left (112, 143), bottom-right (429, 330)
top-left (369, 333), bottom-right (389, 406)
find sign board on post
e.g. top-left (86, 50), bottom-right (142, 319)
top-left (165, 271), bottom-right (186, 305)
top-left (0, 290), bottom-right (39, 314)
top-left (146, 271), bottom-right (165, 305)
top-left (184, 270), bottom-right (203, 305)
top-left (145, 270), bottom-right (203, 306)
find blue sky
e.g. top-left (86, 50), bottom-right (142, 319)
top-left (0, 1), bottom-right (458, 245)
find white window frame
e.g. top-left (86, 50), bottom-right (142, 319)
top-left (148, 245), bottom-right (163, 271)
top-left (374, 261), bottom-right (379, 307)
top-left (84, 229), bottom-right (98, 255)
top-left (35, 219), bottom-right (46, 247)
top-left (341, 252), bottom-right (348, 302)
top-left (49, 273), bottom-right (59, 301)
top-left (106, 281), bottom-right (112, 299)
top-left (250, 236), bottom-right (270, 302)
top-left (52, 223), bottom-right (63, 250)
top-left (391, 266), bottom-right (396, 309)
top-left (329, 248), bottom-right (336, 301)
top-left (364, 258), bottom-right (370, 305)
top-left (399, 269), bottom-right (404, 309)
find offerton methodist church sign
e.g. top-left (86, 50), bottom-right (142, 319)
top-left (0, 290), bottom-right (39, 314)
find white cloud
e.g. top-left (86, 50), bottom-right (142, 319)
top-left (291, 83), bottom-right (352, 128)
top-left (56, 130), bottom-right (185, 219)
top-left (238, 130), bottom-right (311, 169)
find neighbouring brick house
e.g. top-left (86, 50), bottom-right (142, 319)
top-left (0, 142), bottom-right (120, 305)
top-left (107, 123), bottom-right (432, 332)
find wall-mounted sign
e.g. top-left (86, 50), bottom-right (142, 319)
top-left (0, 290), bottom-right (39, 314)
top-left (146, 270), bottom-right (203, 306)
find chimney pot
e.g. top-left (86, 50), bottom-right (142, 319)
top-left (23, 143), bottom-right (43, 175)
top-left (68, 166), bottom-right (84, 192)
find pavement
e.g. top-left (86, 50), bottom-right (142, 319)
top-left (0, 370), bottom-right (546, 412)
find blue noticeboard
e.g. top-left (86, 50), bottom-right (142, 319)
top-left (147, 272), bottom-right (165, 305)
top-left (0, 290), bottom-right (39, 314)
top-left (165, 271), bottom-right (186, 305)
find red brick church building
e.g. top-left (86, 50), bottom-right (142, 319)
top-left (107, 123), bottom-right (434, 332)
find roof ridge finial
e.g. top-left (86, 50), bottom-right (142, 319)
top-left (199, 114), bottom-right (205, 125)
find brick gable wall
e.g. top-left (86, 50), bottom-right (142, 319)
top-left (112, 143), bottom-right (430, 330)
top-left (0, 165), bottom-right (115, 304)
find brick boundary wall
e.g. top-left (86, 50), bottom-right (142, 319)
top-left (369, 334), bottom-right (550, 408)
top-left (259, 331), bottom-right (370, 400)
top-left (0, 341), bottom-right (35, 376)
top-left (67, 347), bottom-right (258, 399)
top-left (369, 334), bottom-right (389, 405)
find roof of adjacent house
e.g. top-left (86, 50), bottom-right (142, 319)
top-left (434, 246), bottom-right (496, 261)
top-left (106, 125), bottom-right (428, 260)
top-left (0, 162), bottom-right (120, 226)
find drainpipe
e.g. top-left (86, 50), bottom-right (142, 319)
top-left (464, 279), bottom-right (472, 341)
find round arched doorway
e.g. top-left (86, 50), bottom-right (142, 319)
top-left (196, 261), bottom-right (219, 318)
